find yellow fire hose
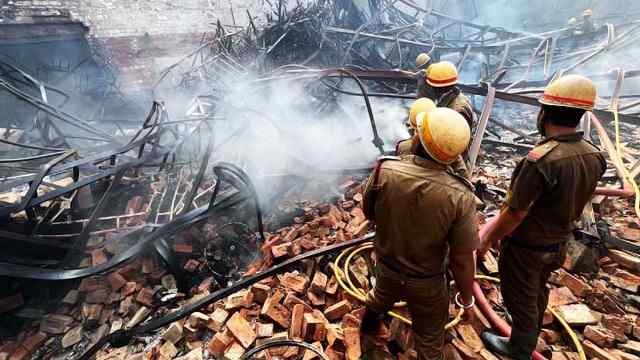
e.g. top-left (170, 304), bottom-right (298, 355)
top-left (611, 108), bottom-right (640, 220)
top-left (332, 242), bottom-right (586, 360)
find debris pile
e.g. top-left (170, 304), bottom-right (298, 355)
top-left (1, 1), bottom-right (640, 360)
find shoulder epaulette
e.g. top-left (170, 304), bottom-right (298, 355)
top-left (582, 137), bottom-right (605, 153)
top-left (372, 156), bottom-right (401, 188)
top-left (527, 140), bottom-right (559, 162)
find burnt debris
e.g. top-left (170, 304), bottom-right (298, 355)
top-left (0, 0), bottom-right (640, 359)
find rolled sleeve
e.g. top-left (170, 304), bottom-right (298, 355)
top-left (449, 194), bottom-right (480, 252)
top-left (507, 160), bottom-right (545, 211)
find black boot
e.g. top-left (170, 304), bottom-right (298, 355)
top-left (361, 308), bottom-right (381, 335)
top-left (481, 332), bottom-right (531, 360)
top-left (481, 332), bottom-right (511, 357)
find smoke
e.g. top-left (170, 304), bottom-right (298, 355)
top-left (154, 69), bottom-right (410, 205)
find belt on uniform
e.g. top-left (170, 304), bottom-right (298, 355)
top-left (379, 257), bottom-right (444, 279)
top-left (507, 237), bottom-right (565, 253)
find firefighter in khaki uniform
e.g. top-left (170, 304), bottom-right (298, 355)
top-left (479, 75), bottom-right (606, 360)
top-left (415, 53), bottom-right (434, 99)
top-left (396, 98), bottom-right (470, 179)
top-left (395, 97), bottom-right (436, 155)
top-left (361, 108), bottom-right (479, 360)
top-left (422, 61), bottom-right (474, 129)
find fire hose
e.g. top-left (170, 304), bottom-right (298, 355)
top-left (332, 219), bottom-right (587, 360)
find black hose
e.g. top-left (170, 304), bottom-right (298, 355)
top-left (213, 163), bottom-right (266, 243)
top-left (320, 79), bottom-right (415, 99)
top-left (0, 151), bottom-right (67, 163)
top-left (319, 69), bottom-right (385, 154)
top-left (241, 339), bottom-right (330, 360)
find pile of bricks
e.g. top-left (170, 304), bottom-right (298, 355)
top-left (4, 170), bottom-right (640, 360)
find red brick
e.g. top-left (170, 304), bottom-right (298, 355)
top-left (136, 288), bottom-right (155, 307)
top-left (9, 347), bottom-right (29, 360)
top-left (584, 325), bottom-right (616, 348)
top-left (82, 304), bottom-right (104, 327)
top-left (342, 314), bottom-right (361, 330)
top-left (226, 312), bottom-right (256, 348)
top-left (552, 269), bottom-right (592, 297)
top-left (307, 291), bottom-right (326, 307)
top-left (224, 342), bottom-right (245, 359)
top-left (609, 249), bottom-right (640, 272)
top-left (118, 296), bottom-right (133, 315)
top-left (261, 293), bottom-right (290, 328)
top-left (173, 243), bottom-right (193, 254)
top-left (326, 325), bottom-right (346, 352)
top-left (40, 314), bottom-right (74, 334)
top-left (583, 340), bottom-right (620, 360)
top-left (141, 257), bottom-right (154, 274)
top-left (602, 314), bottom-right (632, 341)
top-left (280, 272), bottom-right (308, 293)
top-left (289, 304), bottom-right (305, 340)
top-left (91, 249), bottom-right (108, 266)
top-left (159, 340), bottom-right (178, 359)
top-left (122, 282), bottom-right (137, 297)
top-left (208, 308), bottom-right (229, 332)
top-left (86, 287), bottom-right (110, 304)
top-left (343, 327), bottom-right (361, 360)
top-left (117, 264), bottom-right (139, 280)
top-left (271, 242), bottom-right (291, 259)
top-left (225, 290), bottom-right (254, 310)
top-left (303, 312), bottom-right (327, 342)
top-left (256, 323), bottom-right (274, 338)
top-left (184, 259), bottom-right (200, 272)
top-left (188, 312), bottom-right (210, 330)
top-left (78, 277), bottom-right (101, 292)
top-left (107, 273), bottom-right (127, 291)
top-left (251, 283), bottom-right (270, 304)
top-left (324, 300), bottom-right (352, 321)
top-left (326, 276), bottom-right (339, 295)
top-left (284, 293), bottom-right (313, 312)
top-left (310, 272), bottom-right (328, 294)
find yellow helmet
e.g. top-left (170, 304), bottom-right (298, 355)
top-left (583, 9), bottom-right (593, 17)
top-left (408, 98), bottom-right (436, 129)
top-left (539, 74), bottom-right (596, 111)
top-left (416, 53), bottom-right (431, 69)
top-left (568, 17), bottom-right (577, 26)
top-left (416, 107), bottom-right (470, 164)
top-left (426, 61), bottom-right (459, 87)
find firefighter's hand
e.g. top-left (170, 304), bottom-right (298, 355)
top-left (455, 292), bottom-right (476, 324)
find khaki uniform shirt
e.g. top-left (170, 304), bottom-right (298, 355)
top-left (507, 132), bottom-right (606, 246)
top-left (440, 91), bottom-right (474, 130)
top-left (363, 155), bottom-right (479, 276)
top-left (395, 138), bottom-right (471, 180)
top-left (416, 69), bottom-right (434, 99)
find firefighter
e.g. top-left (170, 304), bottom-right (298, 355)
top-left (479, 75), bottom-right (606, 360)
top-left (415, 53), bottom-right (434, 99)
top-left (395, 97), bottom-right (436, 156)
top-left (568, 17), bottom-right (578, 32)
top-left (361, 107), bottom-right (479, 360)
top-left (582, 8), bottom-right (596, 34)
top-left (426, 61), bottom-right (474, 129)
top-left (396, 98), bottom-right (471, 180)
